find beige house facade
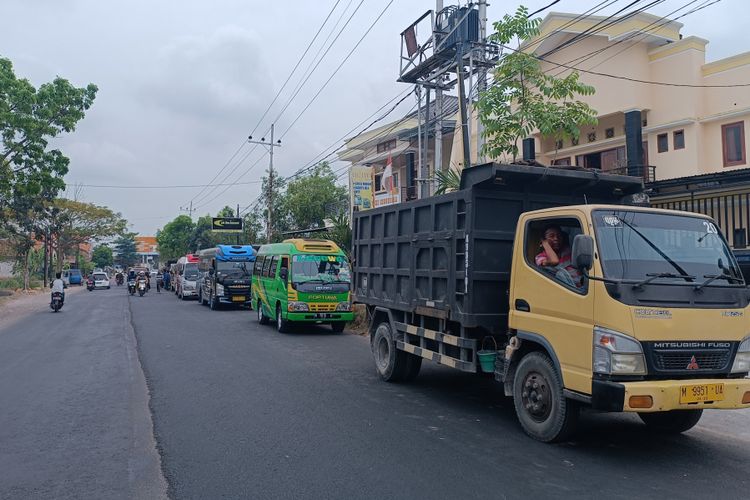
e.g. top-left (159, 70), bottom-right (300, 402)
top-left (520, 11), bottom-right (750, 181)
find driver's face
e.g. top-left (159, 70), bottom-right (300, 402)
top-left (544, 229), bottom-right (563, 251)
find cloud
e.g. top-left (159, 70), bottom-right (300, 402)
top-left (137, 25), bottom-right (270, 126)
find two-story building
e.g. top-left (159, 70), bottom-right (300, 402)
top-left (523, 11), bottom-right (749, 181)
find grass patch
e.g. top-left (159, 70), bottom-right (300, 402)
top-left (0, 276), bottom-right (43, 289)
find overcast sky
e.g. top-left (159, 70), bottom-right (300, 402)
top-left (2, 0), bottom-right (746, 234)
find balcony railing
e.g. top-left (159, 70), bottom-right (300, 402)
top-left (606, 165), bottom-right (656, 183)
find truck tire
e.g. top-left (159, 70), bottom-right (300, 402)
top-left (512, 351), bottom-right (579, 442)
top-left (639, 409), bottom-right (703, 433)
top-left (257, 300), bottom-right (269, 325)
top-left (371, 321), bottom-right (410, 382)
top-left (276, 304), bottom-right (289, 333)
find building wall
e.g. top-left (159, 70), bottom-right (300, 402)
top-left (526, 14), bottom-right (750, 181)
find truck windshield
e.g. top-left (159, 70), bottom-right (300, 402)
top-left (184, 263), bottom-right (200, 280)
top-left (216, 260), bottom-right (251, 276)
top-left (593, 210), bottom-right (743, 283)
top-left (292, 254), bottom-right (351, 284)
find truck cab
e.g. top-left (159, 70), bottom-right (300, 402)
top-left (507, 205), bottom-right (750, 440)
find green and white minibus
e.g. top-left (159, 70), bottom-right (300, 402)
top-left (252, 239), bottom-right (353, 333)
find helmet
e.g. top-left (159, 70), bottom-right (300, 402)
top-left (139, 271), bottom-right (145, 276)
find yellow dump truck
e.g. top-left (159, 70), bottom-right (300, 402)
top-left (352, 163), bottom-right (750, 442)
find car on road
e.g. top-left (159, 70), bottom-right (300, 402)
top-left (92, 272), bottom-right (110, 289)
top-left (62, 268), bottom-right (83, 286)
top-left (175, 254), bottom-right (200, 300)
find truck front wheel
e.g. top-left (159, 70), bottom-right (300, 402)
top-left (639, 409), bottom-right (703, 433)
top-left (512, 351), bottom-right (578, 442)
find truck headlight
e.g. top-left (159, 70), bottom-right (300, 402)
top-left (288, 301), bottom-right (309, 312)
top-left (335, 302), bottom-right (352, 311)
top-left (731, 336), bottom-right (750, 374)
top-left (593, 326), bottom-right (646, 375)
top-left (216, 284), bottom-right (224, 296)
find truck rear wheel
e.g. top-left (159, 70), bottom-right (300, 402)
top-left (639, 409), bottom-right (703, 433)
top-left (371, 321), bottom-right (411, 382)
top-left (512, 351), bottom-right (578, 442)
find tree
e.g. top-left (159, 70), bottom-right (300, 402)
top-left (52, 198), bottom-right (127, 271)
top-left (258, 169), bottom-right (289, 242)
top-left (434, 167), bottom-right (462, 195)
top-left (0, 57), bottom-right (98, 224)
top-left (114, 232), bottom-right (138, 267)
top-left (156, 215), bottom-right (195, 261)
top-left (189, 215), bottom-right (218, 252)
top-left (477, 6), bottom-right (598, 162)
top-left (283, 162), bottom-right (347, 233)
top-left (326, 212), bottom-right (352, 258)
top-left (91, 244), bottom-right (113, 268)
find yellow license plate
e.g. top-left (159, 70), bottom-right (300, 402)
top-left (679, 383), bottom-right (725, 403)
top-left (231, 296), bottom-right (245, 302)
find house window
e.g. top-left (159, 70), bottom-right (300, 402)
top-left (552, 157), bottom-right (571, 166)
top-left (605, 127), bottom-right (615, 139)
top-left (657, 133), bottom-right (668, 153)
top-left (722, 121), bottom-right (746, 167)
top-left (674, 130), bottom-right (685, 150)
top-left (376, 139), bottom-right (397, 153)
top-left (374, 173), bottom-right (382, 192)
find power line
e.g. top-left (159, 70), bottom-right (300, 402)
top-left (279, 0), bottom-right (397, 139)
top-left (527, 0), bottom-right (563, 18)
top-left (270, 0), bottom-right (366, 130)
top-left (247, 0), bottom-right (344, 140)
top-left (66, 180), bottom-right (262, 189)
top-left (501, 42), bottom-right (750, 87)
top-left (185, 0), bottom-right (343, 208)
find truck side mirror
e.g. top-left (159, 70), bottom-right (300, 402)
top-left (572, 234), bottom-right (594, 271)
top-left (279, 268), bottom-right (288, 282)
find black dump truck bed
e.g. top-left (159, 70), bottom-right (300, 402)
top-left (352, 162), bottom-right (644, 334)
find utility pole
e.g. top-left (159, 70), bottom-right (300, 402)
top-left (248, 123), bottom-right (281, 242)
top-left (434, 0), bottom-right (444, 193)
top-left (476, 0), bottom-right (488, 163)
top-left (236, 203), bottom-right (241, 245)
top-left (179, 201), bottom-right (195, 219)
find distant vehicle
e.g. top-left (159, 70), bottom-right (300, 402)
top-left (92, 272), bottom-right (110, 289)
top-left (175, 254), bottom-right (200, 300)
top-left (197, 245), bottom-right (256, 310)
top-left (252, 239), bottom-right (353, 333)
top-left (62, 269), bottom-right (82, 286)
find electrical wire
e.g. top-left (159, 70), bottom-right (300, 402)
top-left (184, 0), bottom-right (344, 208)
top-left (278, 0), bottom-right (397, 139)
top-left (66, 180), bottom-right (262, 189)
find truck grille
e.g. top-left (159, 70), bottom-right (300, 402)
top-left (653, 351), bottom-right (731, 371)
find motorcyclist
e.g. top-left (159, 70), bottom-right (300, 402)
top-left (162, 268), bottom-right (171, 291)
top-left (136, 271), bottom-right (148, 292)
top-left (51, 272), bottom-right (65, 305)
top-left (127, 268), bottom-right (136, 281)
top-left (115, 271), bottom-right (124, 285)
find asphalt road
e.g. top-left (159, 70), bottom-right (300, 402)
top-left (2, 283), bottom-right (749, 499)
top-left (131, 290), bottom-right (750, 500)
top-left (0, 282), bottom-right (166, 500)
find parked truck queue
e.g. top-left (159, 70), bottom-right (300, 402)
top-left (149, 163), bottom-right (750, 443)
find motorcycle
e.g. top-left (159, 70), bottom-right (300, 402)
top-left (138, 280), bottom-right (147, 297)
top-left (86, 276), bottom-right (95, 291)
top-left (128, 279), bottom-right (136, 295)
top-left (115, 273), bottom-right (124, 286)
top-left (50, 291), bottom-right (63, 312)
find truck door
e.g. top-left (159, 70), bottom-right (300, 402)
top-left (509, 212), bottom-right (594, 395)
